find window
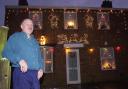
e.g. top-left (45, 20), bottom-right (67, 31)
top-left (64, 12), bottom-right (78, 29)
top-left (100, 47), bottom-right (116, 70)
top-left (40, 46), bottom-right (54, 73)
top-left (97, 12), bottom-right (110, 30)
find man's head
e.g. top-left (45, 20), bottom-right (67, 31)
top-left (21, 19), bottom-right (34, 35)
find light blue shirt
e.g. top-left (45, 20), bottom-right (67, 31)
top-left (2, 32), bottom-right (43, 70)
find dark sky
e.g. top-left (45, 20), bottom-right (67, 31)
top-left (0, 0), bottom-right (128, 25)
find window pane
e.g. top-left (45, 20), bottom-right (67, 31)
top-left (45, 61), bottom-right (52, 73)
top-left (68, 52), bottom-right (77, 68)
top-left (69, 69), bottom-right (78, 81)
top-left (40, 46), bottom-right (53, 73)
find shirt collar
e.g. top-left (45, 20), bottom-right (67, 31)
top-left (21, 31), bottom-right (34, 39)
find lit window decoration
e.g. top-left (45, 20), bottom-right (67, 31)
top-left (64, 11), bottom-right (78, 29)
top-left (69, 33), bottom-right (78, 43)
top-left (48, 13), bottom-right (59, 29)
top-left (84, 14), bottom-right (94, 29)
top-left (100, 47), bottom-right (116, 70)
top-left (39, 35), bottom-right (46, 45)
top-left (79, 33), bottom-right (89, 45)
top-left (57, 33), bottom-right (89, 45)
top-left (29, 11), bottom-right (42, 30)
top-left (97, 12), bottom-right (110, 30)
top-left (102, 61), bottom-right (113, 70)
top-left (57, 34), bottom-right (68, 44)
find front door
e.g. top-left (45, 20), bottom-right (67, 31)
top-left (66, 49), bottom-right (81, 84)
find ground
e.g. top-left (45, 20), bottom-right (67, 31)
top-left (41, 81), bottom-right (127, 89)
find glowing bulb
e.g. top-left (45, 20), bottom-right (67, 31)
top-left (115, 46), bottom-right (121, 53)
top-left (67, 21), bottom-right (75, 28)
top-left (65, 48), bottom-right (71, 53)
top-left (116, 46), bottom-right (121, 51)
top-left (40, 35), bottom-right (46, 45)
top-left (103, 62), bottom-right (112, 69)
top-left (89, 48), bottom-right (94, 53)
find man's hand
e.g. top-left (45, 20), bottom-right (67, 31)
top-left (19, 60), bottom-right (28, 72)
top-left (37, 69), bottom-right (43, 80)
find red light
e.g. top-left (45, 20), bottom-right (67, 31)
top-left (50, 48), bottom-right (54, 52)
top-left (115, 46), bottom-right (121, 52)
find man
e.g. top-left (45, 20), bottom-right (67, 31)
top-left (2, 19), bottom-right (43, 89)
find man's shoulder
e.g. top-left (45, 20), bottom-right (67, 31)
top-left (9, 32), bottom-right (21, 39)
top-left (11, 32), bottom-right (21, 36)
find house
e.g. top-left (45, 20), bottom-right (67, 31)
top-left (4, 6), bottom-right (128, 88)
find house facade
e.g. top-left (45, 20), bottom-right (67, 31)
top-left (5, 6), bottom-right (128, 88)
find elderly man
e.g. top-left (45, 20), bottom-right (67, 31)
top-left (2, 18), bottom-right (44, 89)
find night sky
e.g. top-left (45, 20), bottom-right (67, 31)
top-left (0, 0), bottom-right (128, 26)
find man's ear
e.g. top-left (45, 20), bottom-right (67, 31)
top-left (21, 24), bottom-right (23, 29)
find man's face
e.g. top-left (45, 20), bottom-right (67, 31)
top-left (21, 19), bottom-right (34, 35)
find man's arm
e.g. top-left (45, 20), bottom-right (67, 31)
top-left (2, 33), bottom-right (28, 72)
top-left (2, 34), bottom-right (21, 64)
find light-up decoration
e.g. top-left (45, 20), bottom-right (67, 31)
top-left (49, 47), bottom-right (54, 53)
top-left (29, 11), bottom-right (42, 30)
top-left (57, 34), bottom-right (68, 44)
top-left (89, 48), bottom-right (94, 53)
top-left (79, 34), bottom-right (89, 44)
top-left (97, 12), bottom-right (110, 30)
top-left (48, 13), bottom-right (59, 29)
top-left (45, 60), bottom-right (52, 64)
top-left (69, 33), bottom-right (78, 43)
top-left (39, 35), bottom-right (46, 45)
top-left (67, 20), bottom-right (75, 29)
top-left (115, 45), bottom-right (121, 53)
top-left (57, 33), bottom-right (89, 44)
top-left (84, 14), bottom-right (94, 29)
top-left (103, 62), bottom-right (112, 69)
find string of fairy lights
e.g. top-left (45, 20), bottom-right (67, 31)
top-left (6, 8), bottom-right (128, 14)
top-left (5, 7), bottom-right (128, 48)
top-left (5, 8), bottom-right (128, 31)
